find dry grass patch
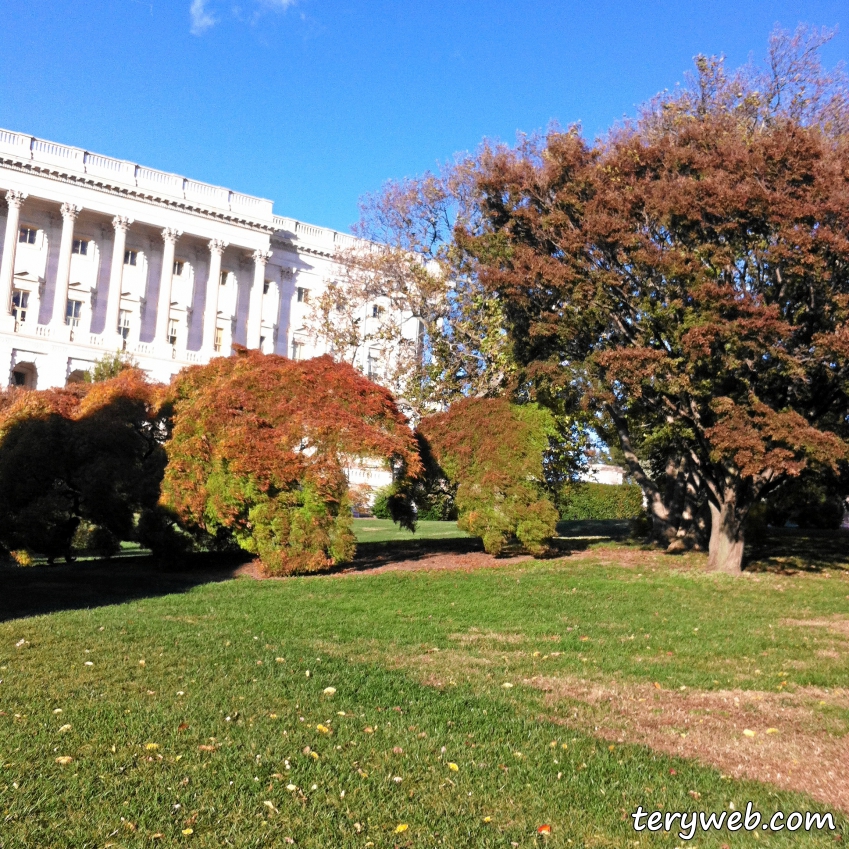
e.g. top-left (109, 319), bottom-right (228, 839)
top-left (533, 675), bottom-right (849, 812)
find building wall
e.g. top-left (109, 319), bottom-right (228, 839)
top-left (0, 128), bottom-right (377, 389)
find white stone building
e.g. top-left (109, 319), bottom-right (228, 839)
top-left (0, 127), bottom-right (387, 389)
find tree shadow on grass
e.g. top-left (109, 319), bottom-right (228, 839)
top-left (0, 551), bottom-right (253, 623)
top-left (745, 527), bottom-right (849, 574)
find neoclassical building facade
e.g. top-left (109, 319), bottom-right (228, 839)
top-left (0, 127), bottom-right (368, 389)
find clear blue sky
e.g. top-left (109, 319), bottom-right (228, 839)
top-left (1, 1), bottom-right (846, 233)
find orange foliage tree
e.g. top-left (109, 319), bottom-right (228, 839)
top-left (418, 397), bottom-right (560, 555)
top-left (0, 370), bottom-right (170, 563)
top-left (161, 348), bottom-right (422, 575)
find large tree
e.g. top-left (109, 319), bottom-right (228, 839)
top-left (457, 28), bottom-right (849, 572)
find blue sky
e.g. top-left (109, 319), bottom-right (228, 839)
top-left (1, 1), bottom-right (846, 233)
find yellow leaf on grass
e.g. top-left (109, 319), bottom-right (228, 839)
top-left (483, 816), bottom-right (492, 823)
top-left (447, 762), bottom-right (459, 771)
top-left (145, 743), bottom-right (160, 751)
top-left (394, 824), bottom-right (408, 834)
top-left (55, 756), bottom-right (73, 765)
top-left (316, 724), bottom-right (330, 734)
top-left (181, 828), bottom-right (193, 836)
top-left (743, 729), bottom-right (756, 738)
top-left (766, 728), bottom-right (779, 734)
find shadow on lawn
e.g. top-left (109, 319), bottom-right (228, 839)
top-left (0, 551), bottom-right (253, 623)
top-left (745, 527), bottom-right (849, 574)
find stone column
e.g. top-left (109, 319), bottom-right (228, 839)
top-left (154, 228), bottom-right (181, 344)
top-left (50, 203), bottom-right (82, 331)
top-left (0, 190), bottom-right (28, 325)
top-left (246, 249), bottom-right (272, 349)
top-left (103, 216), bottom-right (133, 340)
top-left (202, 239), bottom-right (227, 354)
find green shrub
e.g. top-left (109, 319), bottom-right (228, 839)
top-left (559, 482), bottom-right (644, 520)
top-left (371, 486), bottom-right (393, 519)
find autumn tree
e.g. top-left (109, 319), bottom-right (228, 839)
top-left (0, 371), bottom-right (170, 562)
top-left (161, 348), bottom-right (422, 575)
top-left (306, 163), bottom-right (518, 417)
top-left (457, 27), bottom-right (849, 573)
top-left (418, 397), bottom-right (561, 555)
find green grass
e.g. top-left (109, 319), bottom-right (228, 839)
top-left (0, 547), bottom-right (847, 847)
top-left (353, 518), bottom-right (470, 543)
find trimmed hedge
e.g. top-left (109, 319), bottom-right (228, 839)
top-left (559, 482), bottom-right (644, 520)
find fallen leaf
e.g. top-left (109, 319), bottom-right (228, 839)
top-left (394, 824), bottom-right (408, 834)
top-left (483, 816), bottom-right (492, 823)
top-left (447, 762), bottom-right (459, 772)
top-left (55, 756), bottom-right (73, 765)
top-left (316, 724), bottom-right (330, 734)
top-left (743, 729), bottom-right (756, 738)
top-left (766, 728), bottom-right (779, 734)
top-left (181, 828), bottom-right (193, 836)
top-left (198, 745), bottom-right (216, 752)
top-left (59, 724), bottom-right (72, 733)
top-left (537, 824), bottom-right (552, 834)
top-left (502, 682), bottom-right (513, 689)
top-left (323, 687), bottom-right (336, 696)
top-left (145, 743), bottom-right (160, 751)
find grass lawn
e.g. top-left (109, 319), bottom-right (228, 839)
top-left (0, 534), bottom-right (847, 847)
top-left (353, 519), bottom-right (470, 544)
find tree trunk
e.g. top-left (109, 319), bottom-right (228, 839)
top-left (707, 496), bottom-right (745, 574)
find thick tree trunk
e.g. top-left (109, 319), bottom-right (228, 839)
top-left (707, 496), bottom-right (745, 574)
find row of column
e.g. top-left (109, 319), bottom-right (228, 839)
top-left (0, 190), bottom-right (273, 355)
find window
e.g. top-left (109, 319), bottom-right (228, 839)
top-left (118, 309), bottom-right (131, 339)
top-left (167, 318), bottom-right (179, 346)
top-left (124, 250), bottom-right (138, 266)
top-left (18, 227), bottom-right (37, 245)
top-left (263, 279), bottom-right (271, 295)
top-left (65, 299), bottom-right (83, 328)
top-left (72, 239), bottom-right (89, 256)
top-left (220, 270), bottom-right (229, 286)
top-left (291, 340), bottom-right (305, 361)
top-left (371, 305), bottom-right (384, 318)
top-left (259, 335), bottom-right (266, 350)
top-left (12, 370), bottom-right (27, 387)
top-left (11, 290), bottom-right (28, 325)
top-left (213, 327), bottom-right (223, 353)
top-left (296, 287), bottom-right (310, 303)
top-left (173, 260), bottom-right (184, 276)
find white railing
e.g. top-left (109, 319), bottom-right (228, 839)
top-left (0, 127), bottom-right (274, 222)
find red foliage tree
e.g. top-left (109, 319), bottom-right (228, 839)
top-left (162, 348), bottom-right (422, 574)
top-left (457, 33), bottom-right (849, 572)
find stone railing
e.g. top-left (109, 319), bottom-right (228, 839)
top-left (272, 215), bottom-right (360, 253)
top-left (0, 129), bottom-right (274, 223)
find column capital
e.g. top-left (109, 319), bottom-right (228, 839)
top-left (60, 203), bottom-right (82, 222)
top-left (252, 249), bottom-right (273, 266)
top-left (161, 227), bottom-right (182, 244)
top-left (5, 190), bottom-right (27, 210)
top-left (209, 239), bottom-right (228, 256)
top-left (112, 215), bottom-right (133, 233)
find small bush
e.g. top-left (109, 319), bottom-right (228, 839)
top-left (559, 482), bottom-right (644, 520)
top-left (371, 486), bottom-right (393, 519)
